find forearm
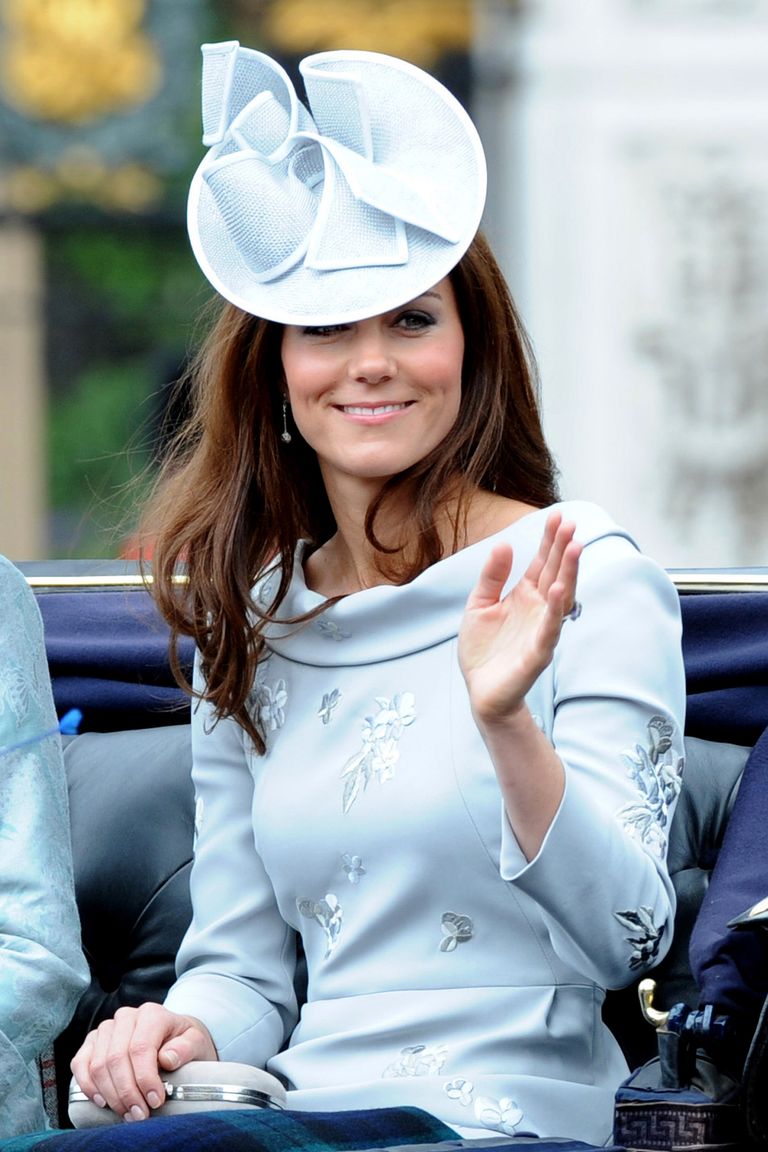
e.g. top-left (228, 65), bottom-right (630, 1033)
top-left (474, 704), bottom-right (565, 861)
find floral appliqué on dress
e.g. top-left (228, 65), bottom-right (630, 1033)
top-left (615, 906), bottom-right (665, 970)
top-left (318, 689), bottom-right (342, 725)
top-left (445, 1078), bottom-right (474, 1106)
top-left (444, 1080), bottom-right (524, 1136)
top-left (252, 677), bottom-right (288, 732)
top-left (246, 660), bottom-right (288, 738)
top-left (473, 1095), bottom-right (524, 1136)
top-left (341, 692), bottom-right (416, 813)
top-left (296, 893), bottom-right (343, 958)
top-left (617, 716), bottom-right (683, 857)
top-left (383, 1044), bottom-right (448, 1078)
top-left (440, 912), bottom-right (473, 952)
top-left (341, 853), bottom-right (366, 884)
top-left (315, 618), bottom-right (351, 642)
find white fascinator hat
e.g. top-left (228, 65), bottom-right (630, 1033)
top-left (187, 41), bottom-right (487, 326)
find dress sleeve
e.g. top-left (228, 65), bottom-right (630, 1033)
top-left (163, 654), bottom-right (300, 1064)
top-left (0, 560), bottom-right (89, 1083)
top-left (500, 534), bottom-right (686, 990)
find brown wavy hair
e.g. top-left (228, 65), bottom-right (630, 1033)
top-left (140, 231), bottom-right (559, 751)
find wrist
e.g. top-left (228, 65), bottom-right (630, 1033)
top-left (472, 700), bottom-right (535, 738)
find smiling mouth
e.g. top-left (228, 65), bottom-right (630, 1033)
top-left (339, 403), bottom-right (412, 416)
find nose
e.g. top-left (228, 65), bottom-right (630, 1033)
top-left (347, 328), bottom-right (396, 385)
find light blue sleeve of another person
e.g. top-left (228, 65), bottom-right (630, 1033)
top-left (0, 556), bottom-right (89, 1137)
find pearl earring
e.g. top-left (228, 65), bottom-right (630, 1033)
top-left (281, 398), bottom-right (292, 444)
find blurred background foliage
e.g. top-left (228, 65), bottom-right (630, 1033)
top-left (0, 0), bottom-right (479, 556)
top-left (44, 221), bottom-right (205, 554)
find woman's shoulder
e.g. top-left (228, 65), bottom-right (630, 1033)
top-left (552, 501), bottom-right (675, 588)
top-left (0, 554), bottom-right (41, 631)
top-left (481, 498), bottom-right (637, 554)
top-left (548, 499), bottom-right (636, 546)
top-left (0, 555), bottom-right (47, 686)
top-left (551, 503), bottom-right (679, 625)
top-left (0, 553), bottom-right (28, 592)
top-left (490, 499), bottom-right (671, 597)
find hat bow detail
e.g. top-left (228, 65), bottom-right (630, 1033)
top-left (188, 41), bottom-right (486, 325)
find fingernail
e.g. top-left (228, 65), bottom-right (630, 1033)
top-left (163, 1049), bottom-right (179, 1070)
top-left (93, 1094), bottom-right (106, 1110)
top-left (127, 1105), bottom-right (145, 1122)
top-left (147, 1092), bottom-right (161, 1109)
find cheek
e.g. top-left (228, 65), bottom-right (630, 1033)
top-left (281, 337), bottom-right (327, 400)
top-left (436, 333), bottom-right (464, 393)
top-left (282, 355), bottom-right (322, 407)
top-left (281, 348), bottom-right (301, 397)
top-left (440, 360), bottom-right (464, 434)
top-left (435, 353), bottom-right (464, 411)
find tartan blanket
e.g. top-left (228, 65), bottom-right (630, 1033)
top-left (0, 1109), bottom-right (625, 1152)
top-left (0, 1108), bottom-right (450, 1152)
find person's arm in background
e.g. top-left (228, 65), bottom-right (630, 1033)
top-left (0, 556), bottom-right (89, 1135)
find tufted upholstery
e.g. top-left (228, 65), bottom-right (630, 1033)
top-left (52, 726), bottom-right (195, 1123)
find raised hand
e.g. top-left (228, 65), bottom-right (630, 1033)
top-left (458, 512), bottom-right (581, 725)
top-left (70, 1002), bottom-right (217, 1122)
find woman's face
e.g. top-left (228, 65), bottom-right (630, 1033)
top-left (280, 277), bottom-right (465, 493)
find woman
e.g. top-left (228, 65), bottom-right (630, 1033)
top-left (71, 44), bottom-right (686, 1145)
top-left (0, 556), bottom-right (88, 1136)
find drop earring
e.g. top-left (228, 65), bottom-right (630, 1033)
top-left (281, 398), bottom-right (292, 443)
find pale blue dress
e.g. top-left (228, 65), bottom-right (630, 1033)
top-left (165, 501), bottom-right (687, 1146)
top-left (0, 556), bottom-right (88, 1136)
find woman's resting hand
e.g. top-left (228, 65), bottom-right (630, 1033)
top-left (70, 1003), bottom-right (217, 1122)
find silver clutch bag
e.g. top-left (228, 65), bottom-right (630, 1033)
top-left (68, 1061), bottom-right (287, 1128)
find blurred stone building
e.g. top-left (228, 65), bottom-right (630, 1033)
top-left (475, 0), bottom-right (768, 566)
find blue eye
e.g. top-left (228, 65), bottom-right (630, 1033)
top-left (395, 310), bottom-right (435, 330)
